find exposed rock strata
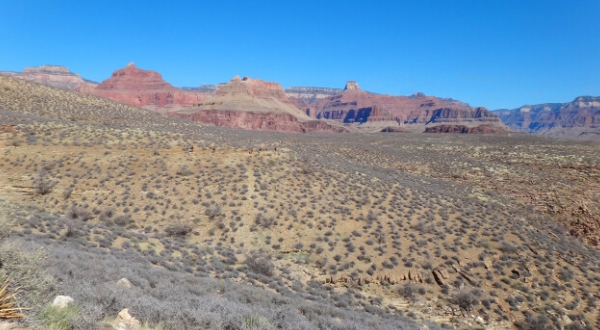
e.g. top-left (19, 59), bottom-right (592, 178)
top-left (0, 65), bottom-right (98, 91)
top-left (88, 63), bottom-right (210, 109)
top-left (380, 126), bottom-right (411, 133)
top-left (174, 110), bottom-right (347, 133)
top-left (424, 124), bottom-right (510, 134)
top-left (294, 81), bottom-right (506, 132)
top-left (495, 96), bottom-right (600, 141)
top-left (174, 76), bottom-right (346, 133)
top-left (285, 86), bottom-right (342, 104)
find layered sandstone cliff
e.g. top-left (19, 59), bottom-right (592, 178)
top-left (0, 65), bottom-right (98, 91)
top-left (495, 96), bottom-right (600, 140)
top-left (173, 76), bottom-right (347, 133)
top-left (88, 63), bottom-right (210, 111)
top-left (296, 81), bottom-right (505, 131)
top-left (286, 86), bottom-right (343, 103)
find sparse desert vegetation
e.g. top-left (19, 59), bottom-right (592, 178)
top-left (1, 76), bottom-right (600, 329)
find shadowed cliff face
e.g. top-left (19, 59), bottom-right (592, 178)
top-left (292, 81), bottom-right (505, 130)
top-left (495, 96), bottom-right (600, 141)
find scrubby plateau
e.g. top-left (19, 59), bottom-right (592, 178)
top-left (1, 76), bottom-right (600, 330)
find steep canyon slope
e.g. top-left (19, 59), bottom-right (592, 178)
top-left (86, 63), bottom-right (211, 112)
top-left (290, 81), bottom-right (508, 133)
top-left (173, 76), bottom-right (348, 133)
top-left (495, 96), bottom-right (600, 141)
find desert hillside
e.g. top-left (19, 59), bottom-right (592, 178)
top-left (1, 78), bottom-right (599, 330)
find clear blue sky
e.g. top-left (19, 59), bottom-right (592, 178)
top-left (1, 0), bottom-right (598, 109)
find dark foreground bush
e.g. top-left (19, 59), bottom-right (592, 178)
top-left (165, 223), bottom-right (192, 237)
top-left (515, 314), bottom-right (552, 330)
top-left (450, 289), bottom-right (481, 310)
top-left (33, 170), bottom-right (57, 196)
top-left (398, 283), bottom-right (425, 304)
top-left (245, 252), bottom-right (275, 277)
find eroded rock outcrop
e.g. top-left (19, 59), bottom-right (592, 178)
top-left (0, 65), bottom-right (98, 91)
top-left (89, 63), bottom-right (210, 110)
top-left (495, 96), bottom-right (600, 141)
top-left (285, 86), bottom-right (342, 106)
top-left (322, 272), bottom-right (427, 287)
top-left (173, 76), bottom-right (347, 133)
top-left (424, 124), bottom-right (510, 134)
top-left (0, 125), bottom-right (16, 134)
top-left (380, 126), bottom-right (411, 133)
top-left (293, 81), bottom-right (506, 131)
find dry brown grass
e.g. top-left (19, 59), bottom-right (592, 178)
top-left (0, 279), bottom-right (27, 319)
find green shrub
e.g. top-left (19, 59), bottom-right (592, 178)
top-left (40, 305), bottom-right (79, 330)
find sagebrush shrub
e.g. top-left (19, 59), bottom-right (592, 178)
top-left (245, 253), bottom-right (275, 277)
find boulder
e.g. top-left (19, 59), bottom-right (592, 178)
top-left (115, 308), bottom-right (140, 330)
top-left (483, 257), bottom-right (493, 270)
top-left (117, 278), bottom-right (133, 289)
top-left (459, 271), bottom-right (480, 286)
top-left (432, 269), bottom-right (448, 286)
top-left (51, 295), bottom-right (73, 309)
top-left (561, 314), bottom-right (573, 325)
top-left (475, 316), bottom-right (485, 325)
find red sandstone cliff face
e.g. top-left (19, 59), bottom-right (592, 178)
top-left (0, 65), bottom-right (98, 91)
top-left (189, 76), bottom-right (308, 116)
top-left (88, 63), bottom-right (210, 109)
top-left (176, 110), bottom-right (305, 132)
top-left (174, 110), bottom-right (348, 133)
top-left (296, 81), bottom-right (504, 130)
top-left (173, 76), bottom-right (347, 133)
top-left (289, 97), bottom-right (314, 117)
